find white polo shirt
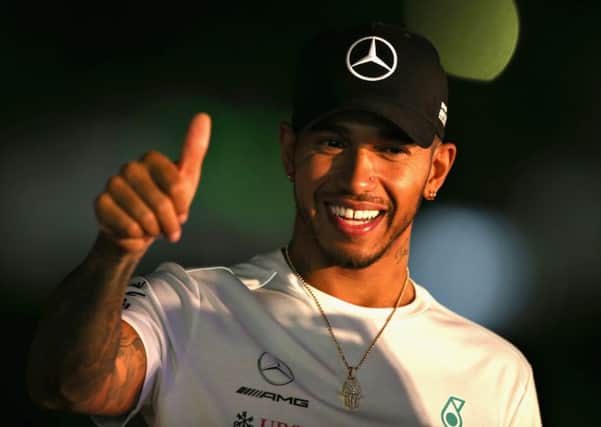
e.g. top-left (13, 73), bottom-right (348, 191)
top-left (93, 249), bottom-right (541, 427)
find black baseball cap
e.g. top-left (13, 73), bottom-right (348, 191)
top-left (291, 22), bottom-right (448, 147)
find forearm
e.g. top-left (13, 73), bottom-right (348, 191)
top-left (26, 113), bottom-right (208, 413)
top-left (27, 233), bottom-right (142, 408)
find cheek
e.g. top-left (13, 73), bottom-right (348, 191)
top-left (296, 153), bottom-right (333, 190)
top-left (297, 150), bottom-right (331, 176)
top-left (293, 156), bottom-right (330, 211)
top-left (382, 162), bottom-right (429, 196)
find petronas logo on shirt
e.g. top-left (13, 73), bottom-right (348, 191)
top-left (441, 396), bottom-right (465, 427)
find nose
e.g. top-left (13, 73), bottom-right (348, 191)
top-left (339, 147), bottom-right (377, 193)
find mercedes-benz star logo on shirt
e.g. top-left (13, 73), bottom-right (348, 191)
top-left (346, 36), bottom-right (398, 82)
top-left (258, 352), bottom-right (295, 386)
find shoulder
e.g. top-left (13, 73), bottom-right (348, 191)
top-left (134, 248), bottom-right (284, 296)
top-left (418, 284), bottom-right (533, 375)
top-left (119, 249), bottom-right (285, 356)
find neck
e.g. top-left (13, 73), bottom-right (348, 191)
top-left (286, 229), bottom-right (415, 308)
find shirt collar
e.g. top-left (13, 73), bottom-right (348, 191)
top-left (230, 248), bottom-right (287, 290)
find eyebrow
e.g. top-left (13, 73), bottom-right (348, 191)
top-left (309, 121), bottom-right (414, 144)
top-left (309, 122), bottom-right (352, 136)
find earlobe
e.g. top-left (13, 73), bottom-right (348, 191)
top-left (424, 141), bottom-right (457, 200)
top-left (279, 122), bottom-right (297, 180)
top-left (425, 190), bottom-right (437, 201)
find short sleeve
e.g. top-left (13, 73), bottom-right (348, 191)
top-left (91, 273), bottom-right (170, 427)
top-left (508, 365), bottom-right (543, 427)
top-left (91, 261), bottom-right (207, 427)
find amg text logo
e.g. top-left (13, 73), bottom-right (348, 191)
top-left (236, 386), bottom-right (309, 408)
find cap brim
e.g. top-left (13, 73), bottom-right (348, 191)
top-left (300, 99), bottom-right (438, 148)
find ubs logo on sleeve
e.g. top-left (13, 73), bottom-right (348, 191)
top-left (122, 278), bottom-right (148, 310)
top-left (258, 352), bottom-right (295, 386)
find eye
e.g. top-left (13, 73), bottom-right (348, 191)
top-left (378, 145), bottom-right (408, 155)
top-left (318, 138), bottom-right (346, 150)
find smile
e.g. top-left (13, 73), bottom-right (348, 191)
top-left (328, 205), bottom-right (382, 224)
top-left (326, 203), bottom-right (386, 235)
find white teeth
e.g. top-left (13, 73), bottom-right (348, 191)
top-left (329, 205), bottom-right (380, 220)
top-left (355, 210), bottom-right (366, 219)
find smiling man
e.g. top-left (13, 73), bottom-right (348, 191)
top-left (27, 22), bottom-right (542, 426)
top-left (282, 111), bottom-right (450, 308)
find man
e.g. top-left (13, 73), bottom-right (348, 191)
top-left (27, 22), bottom-right (542, 426)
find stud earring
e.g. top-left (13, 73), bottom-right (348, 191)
top-left (426, 190), bottom-right (437, 200)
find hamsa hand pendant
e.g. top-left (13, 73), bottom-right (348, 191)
top-left (342, 373), bottom-right (362, 410)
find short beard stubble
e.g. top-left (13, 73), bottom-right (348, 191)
top-left (293, 186), bottom-right (423, 269)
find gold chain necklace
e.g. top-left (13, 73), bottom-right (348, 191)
top-left (282, 247), bottom-right (410, 411)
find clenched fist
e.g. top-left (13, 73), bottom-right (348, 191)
top-left (94, 113), bottom-right (211, 255)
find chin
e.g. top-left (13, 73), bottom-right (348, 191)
top-left (318, 241), bottom-right (389, 269)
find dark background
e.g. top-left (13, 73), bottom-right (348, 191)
top-left (2, 1), bottom-right (600, 426)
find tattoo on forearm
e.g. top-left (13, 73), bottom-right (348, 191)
top-left (104, 330), bottom-right (145, 410)
top-left (34, 250), bottom-right (141, 409)
top-left (59, 306), bottom-right (123, 400)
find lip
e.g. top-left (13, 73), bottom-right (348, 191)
top-left (325, 204), bottom-right (386, 237)
top-left (324, 199), bottom-right (389, 211)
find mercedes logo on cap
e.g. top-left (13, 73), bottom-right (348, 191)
top-left (258, 352), bottom-right (295, 386)
top-left (346, 36), bottom-right (398, 82)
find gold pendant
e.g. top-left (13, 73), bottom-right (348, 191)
top-left (342, 368), bottom-right (361, 410)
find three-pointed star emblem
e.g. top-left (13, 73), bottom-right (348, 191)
top-left (346, 36), bottom-right (398, 81)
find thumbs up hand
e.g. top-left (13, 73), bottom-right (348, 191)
top-left (94, 113), bottom-right (212, 256)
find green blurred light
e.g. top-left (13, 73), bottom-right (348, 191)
top-left (200, 102), bottom-right (295, 239)
top-left (403, 0), bottom-right (520, 81)
top-left (119, 95), bottom-right (294, 240)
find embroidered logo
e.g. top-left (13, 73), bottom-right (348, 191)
top-left (233, 411), bottom-right (254, 427)
top-left (346, 36), bottom-right (398, 81)
top-left (258, 352), bottom-right (295, 386)
top-left (438, 101), bottom-right (448, 127)
top-left (235, 386), bottom-right (309, 408)
top-left (441, 396), bottom-right (465, 427)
